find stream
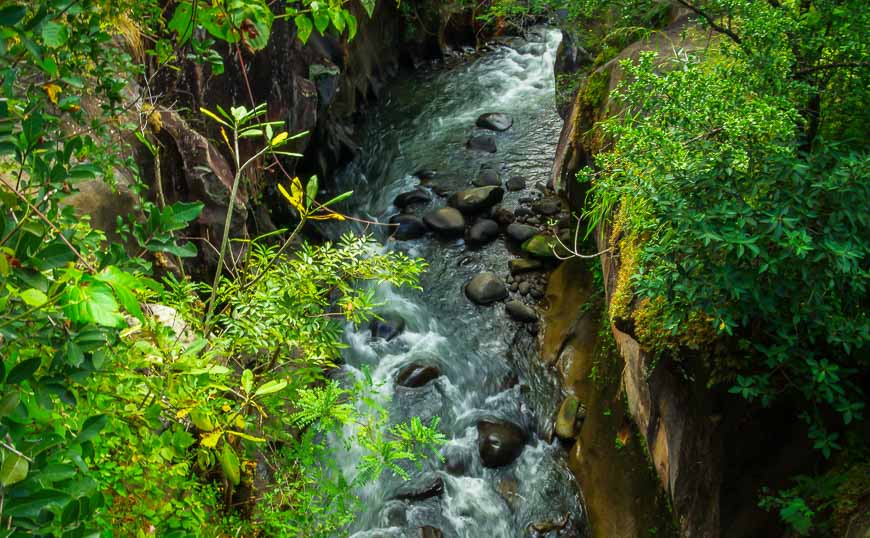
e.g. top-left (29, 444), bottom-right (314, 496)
top-left (330, 28), bottom-right (586, 538)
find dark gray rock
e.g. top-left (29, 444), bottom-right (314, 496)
top-left (370, 315), bottom-right (405, 341)
top-left (380, 501), bottom-right (407, 528)
top-left (467, 219), bottom-right (499, 245)
top-left (477, 419), bottom-right (526, 468)
top-left (466, 135), bottom-right (498, 153)
top-left (514, 207), bottom-right (533, 218)
top-left (473, 168), bottom-right (501, 187)
top-left (392, 474), bottom-right (444, 501)
top-left (506, 223), bottom-right (538, 243)
top-left (390, 214), bottom-right (427, 240)
top-left (448, 186), bottom-right (504, 214)
top-left (491, 206), bottom-right (516, 226)
top-left (397, 364), bottom-right (441, 388)
top-left (442, 445), bottom-right (470, 476)
top-left (506, 300), bottom-right (537, 322)
top-left (518, 281), bottom-right (531, 295)
top-left (465, 272), bottom-right (508, 305)
top-left (394, 188), bottom-right (432, 209)
top-left (476, 112), bottom-right (513, 131)
top-left (505, 176), bottom-right (526, 191)
top-left (423, 207), bottom-right (465, 237)
top-left (532, 197), bottom-right (561, 216)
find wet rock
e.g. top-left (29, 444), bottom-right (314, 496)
top-left (448, 186), bottom-right (504, 214)
top-left (510, 282), bottom-right (519, 292)
top-left (465, 272), bottom-right (508, 305)
top-left (506, 300), bottom-right (537, 323)
top-left (528, 513), bottom-right (571, 535)
top-left (442, 445), bottom-right (470, 475)
top-left (509, 258), bottom-right (544, 274)
top-left (390, 214), bottom-right (427, 240)
top-left (496, 478), bottom-right (521, 512)
top-left (506, 176), bottom-right (526, 191)
top-left (418, 527), bottom-right (443, 538)
top-left (466, 134), bottom-right (498, 153)
top-left (518, 281), bottom-right (531, 295)
top-left (555, 395), bottom-right (582, 439)
top-left (532, 197), bottom-right (561, 216)
top-left (531, 288), bottom-right (544, 301)
top-left (414, 169), bottom-right (436, 183)
top-left (491, 206), bottom-right (516, 226)
top-left (392, 474), bottom-right (444, 501)
top-left (473, 167), bottom-right (501, 187)
top-left (397, 364), bottom-right (441, 388)
top-left (380, 501), bottom-right (407, 528)
top-left (535, 181), bottom-right (549, 194)
top-left (522, 234), bottom-right (562, 259)
top-left (423, 207), bottom-right (465, 237)
top-left (506, 223), bottom-right (539, 243)
top-left (514, 207), bottom-right (533, 218)
top-left (477, 419), bottom-right (526, 468)
top-left (467, 219), bottom-right (500, 246)
top-left (370, 315), bottom-right (405, 341)
top-left (476, 112), bottom-right (513, 131)
top-left (431, 184), bottom-right (451, 197)
top-left (394, 188), bottom-right (432, 209)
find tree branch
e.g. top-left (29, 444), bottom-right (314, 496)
top-left (675, 0), bottom-right (743, 46)
top-left (797, 61), bottom-right (870, 76)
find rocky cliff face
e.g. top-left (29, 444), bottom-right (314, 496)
top-left (547, 16), bottom-right (818, 538)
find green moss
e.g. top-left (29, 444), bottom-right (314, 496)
top-left (580, 68), bottom-right (610, 111)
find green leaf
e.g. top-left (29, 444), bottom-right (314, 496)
top-left (360, 0), bottom-right (376, 18)
top-left (254, 379), bottom-right (287, 397)
top-left (218, 442), bottom-right (241, 486)
top-left (63, 280), bottom-right (125, 327)
top-left (41, 21), bottom-right (69, 48)
top-left (306, 175), bottom-right (318, 208)
top-left (190, 409), bottom-right (214, 432)
top-left (75, 414), bottom-right (107, 444)
top-left (330, 8), bottom-right (346, 33)
top-left (343, 11), bottom-right (358, 40)
top-left (0, 5), bottom-right (26, 27)
top-left (313, 10), bottom-right (329, 35)
top-left (294, 15), bottom-right (313, 44)
top-left (168, 1), bottom-right (194, 44)
top-left (3, 489), bottom-right (70, 518)
top-left (0, 452), bottom-right (29, 486)
top-left (96, 266), bottom-right (144, 321)
top-left (241, 369), bottom-right (253, 394)
top-left (20, 288), bottom-right (48, 307)
top-left (6, 358), bottom-right (40, 384)
top-left (320, 190), bottom-right (353, 209)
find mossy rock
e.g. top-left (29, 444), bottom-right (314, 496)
top-left (555, 396), bottom-right (581, 439)
top-left (521, 234), bottom-right (569, 259)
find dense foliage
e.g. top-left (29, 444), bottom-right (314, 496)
top-left (0, 1), bottom-right (446, 536)
top-left (556, 0), bottom-right (868, 533)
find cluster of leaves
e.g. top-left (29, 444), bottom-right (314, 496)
top-left (1, 0), bottom-right (444, 535)
top-left (571, 0), bottom-right (868, 533)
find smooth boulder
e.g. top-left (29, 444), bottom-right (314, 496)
top-left (505, 300), bottom-right (537, 323)
top-left (506, 223), bottom-right (538, 243)
top-left (465, 272), bottom-right (508, 305)
top-left (397, 364), bottom-right (441, 388)
top-left (476, 112), bottom-right (513, 131)
top-left (555, 395), bottom-right (582, 439)
top-left (522, 234), bottom-right (567, 259)
top-left (473, 168), bottom-right (501, 187)
top-left (394, 188), bottom-right (432, 209)
top-left (505, 176), bottom-right (526, 192)
top-left (466, 135), bottom-right (498, 153)
top-left (477, 419), bottom-right (526, 468)
top-left (423, 207), bottom-right (465, 237)
top-left (391, 474), bottom-right (444, 501)
top-left (467, 219), bottom-right (500, 246)
top-left (370, 315), bottom-right (405, 341)
top-left (491, 206), bottom-right (516, 226)
top-left (532, 197), bottom-right (561, 216)
top-left (448, 186), bottom-right (504, 214)
top-left (390, 214), bottom-right (427, 240)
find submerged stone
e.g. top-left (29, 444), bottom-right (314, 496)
top-left (466, 134), bottom-right (498, 153)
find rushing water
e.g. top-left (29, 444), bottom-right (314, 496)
top-left (330, 28), bottom-right (586, 537)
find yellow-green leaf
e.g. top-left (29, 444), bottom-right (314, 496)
top-left (20, 289), bottom-right (48, 307)
top-left (200, 430), bottom-right (223, 448)
top-left (0, 452), bottom-right (29, 487)
top-left (218, 443), bottom-right (240, 486)
top-left (190, 409), bottom-right (215, 432)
